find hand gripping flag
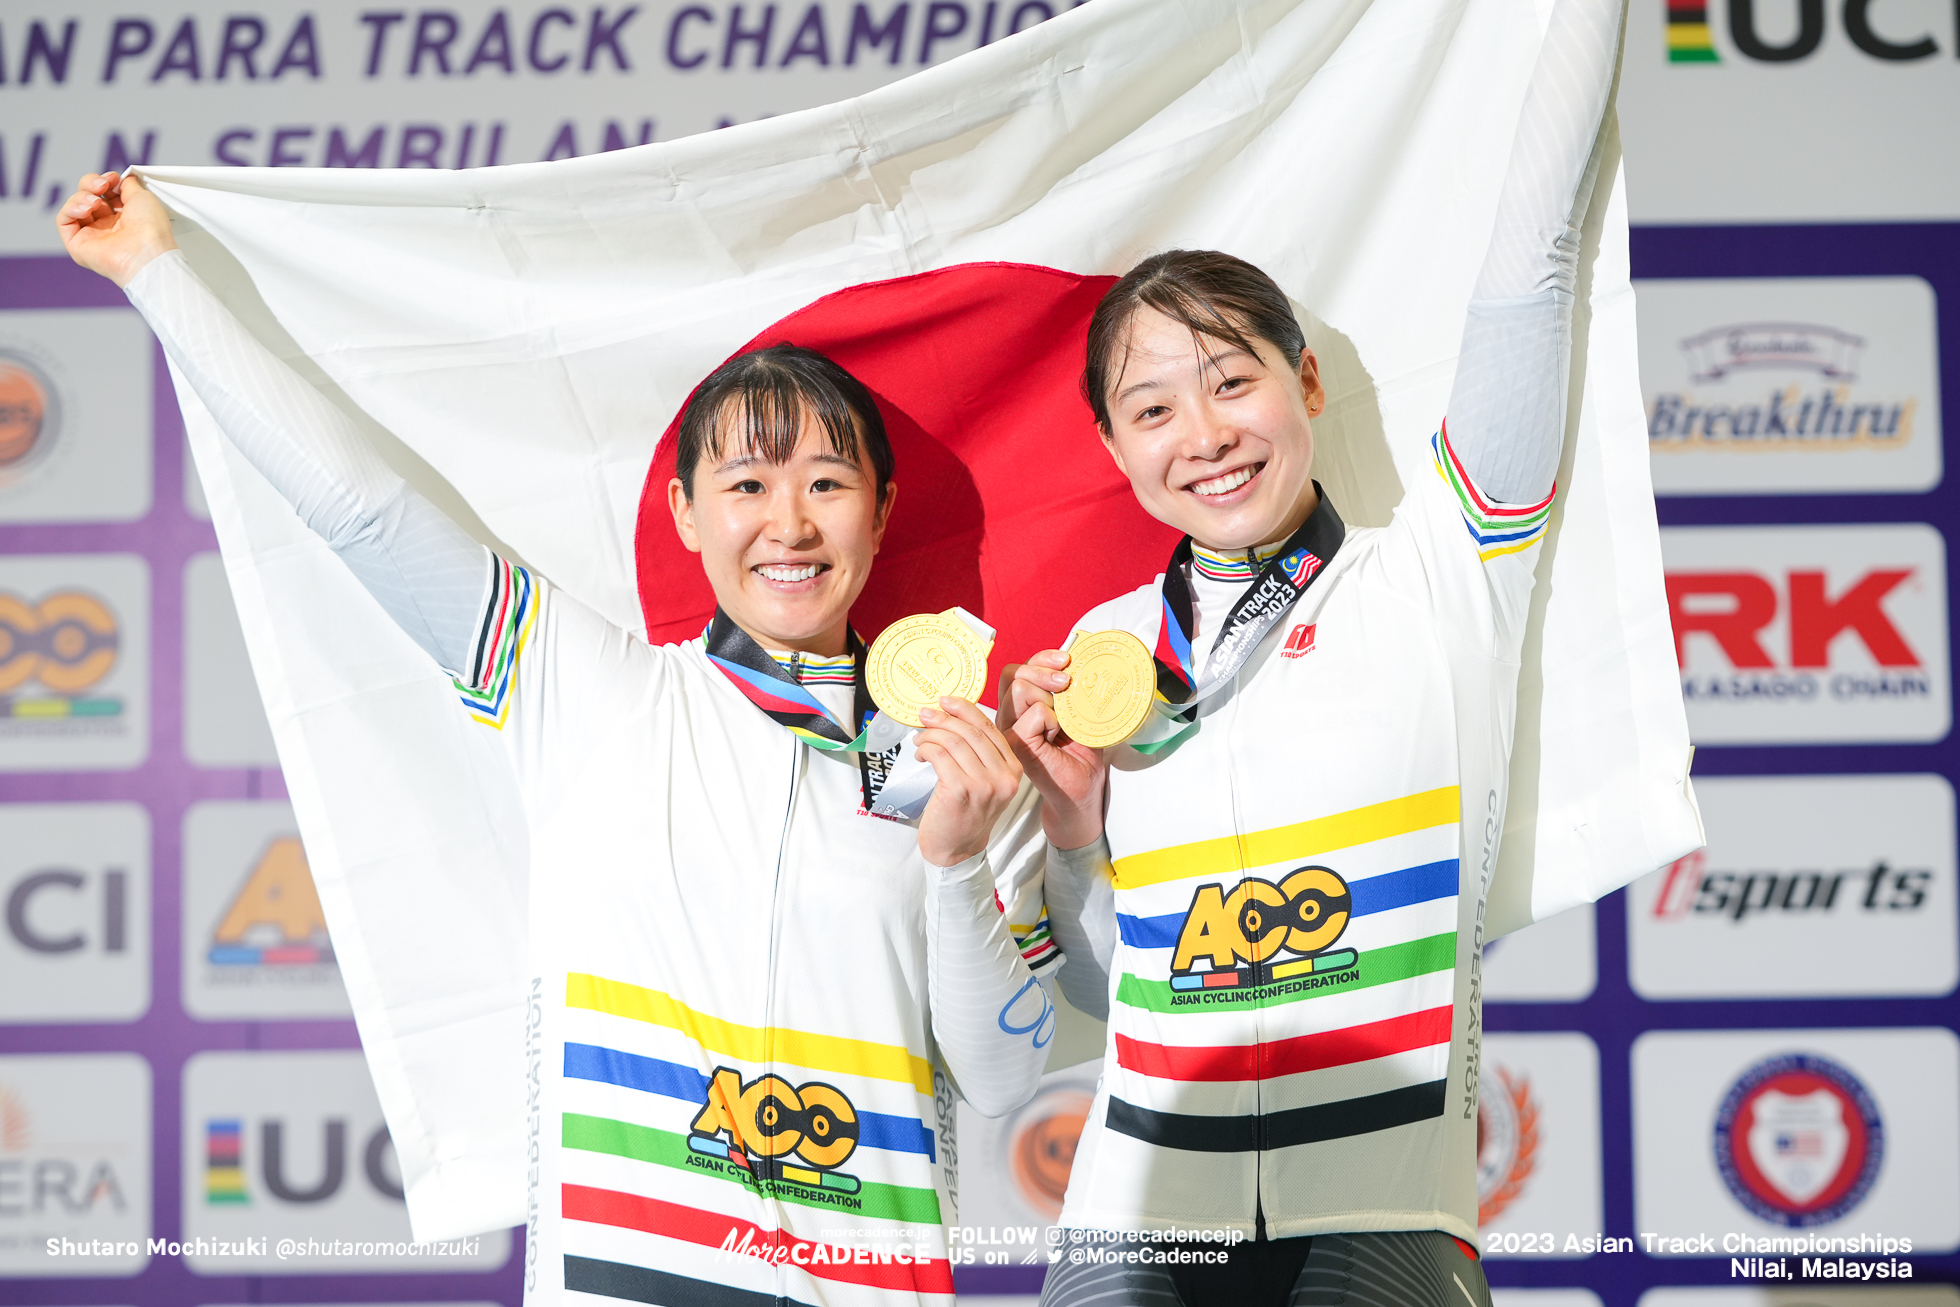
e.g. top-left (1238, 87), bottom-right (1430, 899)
top-left (141, 0), bottom-right (1700, 1240)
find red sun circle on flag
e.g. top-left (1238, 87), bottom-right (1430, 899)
top-left (633, 263), bottom-right (1183, 697)
top-left (1713, 1053), bottom-right (1883, 1227)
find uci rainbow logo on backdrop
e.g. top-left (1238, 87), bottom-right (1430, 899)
top-left (688, 1067), bottom-right (864, 1198)
top-left (204, 1119), bottom-right (248, 1205)
top-left (0, 589), bottom-right (122, 722)
top-left (1713, 1053), bottom-right (1884, 1226)
top-left (1168, 865), bottom-right (1358, 996)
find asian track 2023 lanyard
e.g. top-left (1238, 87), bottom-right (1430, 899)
top-left (1138, 488), bottom-right (1347, 754)
top-left (700, 608), bottom-right (890, 809)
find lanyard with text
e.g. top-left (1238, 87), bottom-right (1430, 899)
top-left (702, 609), bottom-right (886, 810)
top-left (1141, 489), bottom-right (1346, 752)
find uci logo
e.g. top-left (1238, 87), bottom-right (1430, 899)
top-left (688, 1068), bottom-right (863, 1192)
top-left (1169, 866), bottom-right (1358, 993)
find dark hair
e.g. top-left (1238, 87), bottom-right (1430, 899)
top-left (1083, 250), bottom-right (1307, 430)
top-left (675, 343), bottom-right (894, 499)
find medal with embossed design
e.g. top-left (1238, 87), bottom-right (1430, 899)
top-left (866, 610), bottom-right (992, 728)
top-left (1054, 629), bottom-right (1155, 748)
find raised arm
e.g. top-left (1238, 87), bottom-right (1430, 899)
top-left (59, 172), bottom-right (490, 678)
top-left (913, 701), bottom-right (1060, 1117)
top-left (1445, 0), bottom-right (1624, 504)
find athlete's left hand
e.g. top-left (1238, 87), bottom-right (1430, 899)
top-left (914, 696), bottom-right (1025, 868)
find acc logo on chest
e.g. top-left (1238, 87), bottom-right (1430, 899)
top-left (688, 1067), bottom-right (864, 1195)
top-left (1170, 866), bottom-right (1358, 995)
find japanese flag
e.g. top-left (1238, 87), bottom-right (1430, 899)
top-left (140, 0), bottom-right (1697, 1239)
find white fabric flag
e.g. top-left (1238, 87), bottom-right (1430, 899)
top-left (140, 0), bottom-right (1700, 1240)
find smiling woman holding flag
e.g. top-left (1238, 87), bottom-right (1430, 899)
top-left (1001, 0), bottom-right (1629, 1302)
top-left (59, 174), bottom-right (1063, 1305)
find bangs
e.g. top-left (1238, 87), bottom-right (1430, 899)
top-left (702, 367), bottom-right (867, 472)
top-left (675, 343), bottom-right (893, 496)
top-left (1108, 281), bottom-right (1269, 399)
top-left (1082, 250), bottom-right (1307, 430)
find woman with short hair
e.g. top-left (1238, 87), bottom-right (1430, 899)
top-left (1001, 0), bottom-right (1625, 1302)
top-left (60, 172), bottom-right (1061, 1307)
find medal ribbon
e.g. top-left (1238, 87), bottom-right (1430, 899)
top-left (703, 609), bottom-right (875, 752)
top-left (1139, 488), bottom-right (1346, 751)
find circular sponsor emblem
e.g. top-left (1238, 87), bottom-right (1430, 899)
top-left (0, 353), bottom-right (57, 472)
top-left (1714, 1053), bottom-right (1882, 1227)
top-left (1476, 1065), bottom-right (1538, 1224)
top-left (1005, 1082), bottom-right (1093, 1219)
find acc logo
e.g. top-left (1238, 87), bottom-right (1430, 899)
top-left (1476, 1065), bottom-right (1540, 1223)
top-left (1170, 866), bottom-right (1356, 993)
top-left (0, 590), bottom-right (122, 719)
top-left (1714, 1053), bottom-right (1883, 1226)
top-left (208, 837), bottom-right (334, 967)
top-left (0, 354), bottom-right (56, 473)
top-left (689, 1067), bottom-right (862, 1194)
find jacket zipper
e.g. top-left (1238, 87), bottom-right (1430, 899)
top-left (1220, 667), bottom-right (1266, 1237)
top-left (765, 736), bottom-right (801, 1305)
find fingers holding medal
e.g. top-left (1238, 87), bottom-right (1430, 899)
top-left (866, 610), bottom-right (992, 726)
top-left (1053, 629), bottom-right (1154, 748)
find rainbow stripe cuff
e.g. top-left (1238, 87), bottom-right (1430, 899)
top-left (1431, 425), bottom-right (1554, 562)
top-left (455, 556), bottom-right (536, 729)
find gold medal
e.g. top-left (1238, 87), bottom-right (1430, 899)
top-left (866, 610), bottom-right (992, 728)
top-left (1054, 629), bottom-right (1155, 748)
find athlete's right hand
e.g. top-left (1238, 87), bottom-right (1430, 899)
top-left (998, 650), bottom-right (1109, 850)
top-left (57, 172), bottom-right (177, 288)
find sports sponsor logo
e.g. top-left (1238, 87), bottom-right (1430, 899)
top-left (0, 590), bottom-right (121, 723)
top-left (1640, 278), bottom-right (1941, 495)
top-left (181, 1050), bottom-right (508, 1270)
top-left (1477, 1065), bottom-right (1539, 1223)
top-left (0, 352), bottom-right (55, 474)
top-left (1622, 0), bottom-right (1960, 225)
top-left (0, 556), bottom-right (148, 771)
top-left (1633, 1029), bottom-right (1960, 1250)
top-left (1477, 1034), bottom-right (1604, 1260)
top-left (1281, 623), bottom-right (1316, 659)
top-left (0, 312), bottom-right (152, 522)
top-left (207, 838), bottom-right (332, 968)
top-left (1660, 0), bottom-right (1960, 64)
top-left (0, 804), bottom-right (150, 1023)
top-left (1713, 1054), bottom-right (1883, 1227)
top-left (1629, 775), bottom-right (1958, 999)
top-left (0, 1053), bottom-right (150, 1276)
top-left (689, 1067), bottom-right (863, 1197)
top-left (947, 1064), bottom-right (1097, 1240)
top-left (1167, 866), bottom-right (1357, 995)
top-left (1662, 524), bottom-right (1949, 744)
top-left (1650, 848), bottom-right (1931, 922)
top-left (182, 801), bottom-right (348, 1020)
